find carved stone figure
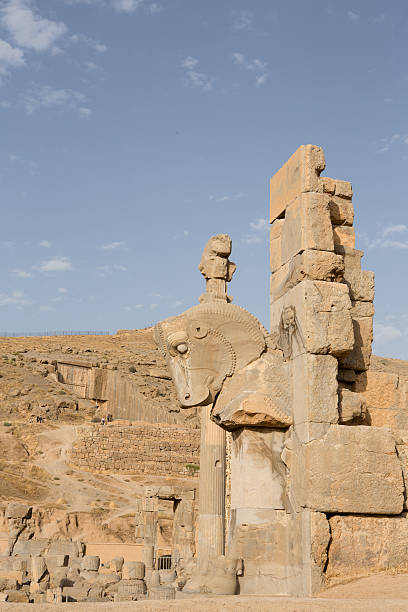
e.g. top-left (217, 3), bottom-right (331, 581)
top-left (154, 301), bottom-right (292, 429)
top-left (198, 234), bottom-right (236, 303)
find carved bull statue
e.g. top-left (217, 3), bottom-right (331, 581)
top-left (154, 300), bottom-right (293, 430)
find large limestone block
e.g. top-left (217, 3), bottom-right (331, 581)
top-left (355, 370), bottom-right (399, 410)
top-left (270, 280), bottom-right (354, 358)
top-left (339, 315), bottom-right (373, 371)
top-left (291, 353), bottom-right (338, 430)
top-left (286, 425), bottom-right (404, 514)
top-left (344, 269), bottom-right (375, 302)
top-left (270, 219), bottom-right (284, 273)
top-left (281, 193), bottom-right (334, 265)
top-left (270, 250), bottom-right (344, 301)
top-left (230, 428), bottom-right (287, 513)
top-left (338, 388), bottom-right (366, 423)
top-left (270, 144), bottom-right (325, 222)
top-left (230, 509), bottom-right (329, 596)
top-left (327, 514), bottom-right (408, 582)
top-left (328, 197), bottom-right (354, 226)
top-left (333, 225), bottom-right (355, 249)
top-left (320, 177), bottom-right (353, 199)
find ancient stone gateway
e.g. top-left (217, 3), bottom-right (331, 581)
top-left (155, 145), bottom-right (407, 597)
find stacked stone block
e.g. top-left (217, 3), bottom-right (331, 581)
top-left (70, 423), bottom-right (200, 477)
top-left (267, 145), bottom-right (400, 596)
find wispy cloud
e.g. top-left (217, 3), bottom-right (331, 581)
top-left (367, 224), bottom-right (408, 250)
top-left (58, 287), bottom-right (68, 293)
top-left (123, 303), bottom-right (143, 311)
top-left (347, 10), bottom-right (359, 21)
top-left (0, 38), bottom-right (25, 76)
top-left (39, 239), bottom-right (51, 247)
top-left (377, 133), bottom-right (408, 153)
top-left (96, 263), bottom-right (127, 276)
top-left (112, 0), bottom-right (161, 13)
top-left (1, 0), bottom-right (68, 54)
top-left (209, 192), bottom-right (246, 203)
top-left (39, 304), bottom-right (54, 312)
top-left (232, 52), bottom-right (267, 86)
top-left (374, 321), bottom-right (403, 345)
top-left (12, 268), bottom-right (32, 278)
top-left (69, 33), bottom-right (107, 53)
top-left (232, 10), bottom-right (253, 31)
top-left (34, 256), bottom-right (72, 272)
top-left (181, 56), bottom-right (213, 91)
top-left (22, 84), bottom-right (88, 116)
top-left (102, 241), bottom-right (126, 250)
top-left (0, 290), bottom-right (28, 307)
top-left (243, 217), bottom-right (269, 244)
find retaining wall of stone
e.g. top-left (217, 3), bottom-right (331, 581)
top-left (70, 423), bottom-right (200, 477)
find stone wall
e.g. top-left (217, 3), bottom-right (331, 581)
top-left (57, 360), bottom-right (198, 427)
top-left (70, 423), bottom-right (200, 477)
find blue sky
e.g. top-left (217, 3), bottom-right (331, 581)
top-left (0, 0), bottom-right (407, 359)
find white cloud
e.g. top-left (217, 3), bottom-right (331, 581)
top-left (12, 268), bottom-right (31, 278)
top-left (39, 304), bottom-right (54, 312)
top-left (209, 192), bottom-right (246, 203)
top-left (374, 321), bottom-right (403, 345)
top-left (84, 60), bottom-right (99, 71)
top-left (0, 38), bottom-right (25, 76)
top-left (102, 241), bottom-right (125, 250)
top-left (39, 239), bottom-right (51, 247)
top-left (22, 84), bottom-right (87, 115)
top-left (181, 56), bottom-right (213, 91)
top-left (112, 0), bottom-right (160, 13)
top-left (34, 256), bottom-right (72, 272)
top-left (58, 287), bottom-right (68, 293)
top-left (383, 224), bottom-right (407, 236)
top-left (1, 0), bottom-right (68, 53)
top-left (0, 290), bottom-right (28, 306)
top-left (69, 33), bottom-right (107, 53)
top-left (249, 218), bottom-right (269, 231)
top-left (232, 10), bottom-right (252, 31)
top-left (367, 224), bottom-right (408, 250)
top-left (96, 264), bottom-right (127, 276)
top-left (150, 303), bottom-right (158, 310)
top-left (243, 217), bottom-right (269, 244)
top-left (79, 106), bottom-right (92, 118)
top-left (377, 133), bottom-right (408, 153)
top-left (232, 52), bottom-right (267, 86)
top-left (347, 11), bottom-right (359, 21)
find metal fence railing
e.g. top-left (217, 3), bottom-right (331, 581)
top-left (0, 331), bottom-right (112, 337)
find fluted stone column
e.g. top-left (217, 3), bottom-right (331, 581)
top-left (198, 405), bottom-right (226, 564)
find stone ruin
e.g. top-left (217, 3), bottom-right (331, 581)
top-left (154, 145), bottom-right (408, 597)
top-left (0, 144), bottom-right (407, 603)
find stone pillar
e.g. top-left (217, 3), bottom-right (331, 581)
top-left (269, 144), bottom-right (376, 596)
top-left (198, 405), bottom-right (226, 563)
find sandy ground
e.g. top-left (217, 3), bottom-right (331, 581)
top-left (2, 574), bottom-right (408, 611)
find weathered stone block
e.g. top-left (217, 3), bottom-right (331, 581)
top-left (333, 225), bottom-right (355, 249)
top-left (270, 219), bottom-right (284, 273)
top-left (6, 503), bottom-right (31, 519)
top-left (287, 425), bottom-right (404, 514)
top-left (291, 353), bottom-right (338, 431)
top-left (270, 144), bottom-right (325, 222)
top-left (338, 388), bottom-right (366, 423)
top-left (355, 370), bottom-right (399, 410)
top-left (327, 515), bottom-right (408, 582)
top-left (351, 300), bottom-right (374, 317)
top-left (270, 250), bottom-right (344, 301)
top-left (339, 316), bottom-right (373, 371)
top-left (230, 428), bottom-right (287, 514)
top-left (270, 280), bottom-right (354, 358)
top-left (328, 197), bottom-right (354, 225)
top-left (281, 193), bottom-right (333, 265)
top-left (343, 269), bottom-right (375, 302)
